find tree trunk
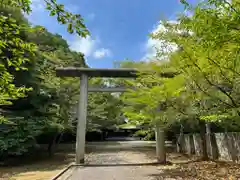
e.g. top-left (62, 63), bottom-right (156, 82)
top-left (206, 123), bottom-right (218, 160)
top-left (198, 120), bottom-right (208, 160)
top-left (48, 133), bottom-right (59, 157)
top-left (178, 124), bottom-right (184, 153)
top-left (155, 125), bottom-right (166, 164)
top-left (56, 132), bottom-right (63, 147)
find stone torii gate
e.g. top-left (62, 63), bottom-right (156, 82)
top-left (56, 67), bottom-right (137, 163)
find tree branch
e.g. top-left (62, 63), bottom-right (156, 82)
top-left (185, 51), bottom-right (238, 108)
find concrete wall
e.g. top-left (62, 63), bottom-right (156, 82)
top-left (177, 132), bottom-right (240, 162)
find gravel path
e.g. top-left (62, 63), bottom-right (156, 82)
top-left (54, 142), bottom-right (240, 180)
top-left (61, 150), bottom-right (162, 180)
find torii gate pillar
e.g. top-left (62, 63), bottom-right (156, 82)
top-left (76, 73), bottom-right (88, 163)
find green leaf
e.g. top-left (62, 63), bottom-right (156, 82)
top-left (50, 10), bottom-right (56, 16)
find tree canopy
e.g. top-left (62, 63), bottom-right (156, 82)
top-left (123, 0), bottom-right (240, 131)
top-left (121, 0), bottom-right (240, 161)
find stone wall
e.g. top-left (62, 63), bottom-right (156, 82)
top-left (177, 132), bottom-right (240, 162)
top-left (193, 134), bottom-right (202, 156)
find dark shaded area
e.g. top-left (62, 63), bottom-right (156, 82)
top-left (37, 129), bottom-right (139, 143)
top-left (199, 120), bottom-right (208, 160)
top-left (86, 146), bottom-right (156, 154)
top-left (78, 161), bottom-right (172, 167)
top-left (0, 150), bottom-right (75, 167)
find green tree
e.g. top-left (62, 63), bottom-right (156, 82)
top-left (0, 0), bottom-right (89, 158)
top-left (86, 78), bottom-right (125, 132)
top-left (120, 61), bottom-right (179, 163)
top-left (122, 0), bottom-right (240, 161)
top-left (153, 0), bottom-right (240, 118)
top-left (0, 0), bottom-right (89, 107)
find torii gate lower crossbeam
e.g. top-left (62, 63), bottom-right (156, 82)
top-left (56, 68), bottom-right (137, 163)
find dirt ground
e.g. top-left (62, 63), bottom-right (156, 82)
top-left (0, 152), bottom-right (75, 180)
top-left (0, 145), bottom-right (240, 180)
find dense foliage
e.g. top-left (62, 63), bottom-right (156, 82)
top-left (121, 0), bottom-right (240, 160)
top-left (0, 2), bottom-right (123, 159)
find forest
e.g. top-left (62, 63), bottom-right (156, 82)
top-left (1, 0), bottom-right (240, 168)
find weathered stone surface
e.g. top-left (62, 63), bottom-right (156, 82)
top-left (206, 133), bottom-right (211, 157)
top-left (176, 133), bottom-right (185, 153)
top-left (233, 132), bottom-right (240, 162)
top-left (177, 132), bottom-right (240, 162)
top-left (205, 133), bottom-right (218, 160)
top-left (193, 134), bottom-right (202, 156)
top-left (185, 134), bottom-right (195, 155)
top-left (176, 134), bottom-right (181, 153)
top-left (227, 133), bottom-right (238, 162)
top-left (215, 133), bottom-right (231, 161)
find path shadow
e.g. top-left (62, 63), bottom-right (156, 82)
top-left (78, 162), bottom-right (172, 167)
top-left (86, 144), bottom-right (175, 154)
top-left (86, 146), bottom-right (156, 153)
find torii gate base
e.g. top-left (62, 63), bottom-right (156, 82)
top-left (56, 68), bottom-right (137, 163)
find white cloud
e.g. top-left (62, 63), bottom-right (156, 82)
top-left (24, 0), bottom-right (45, 24)
top-left (143, 21), bottom-right (178, 61)
top-left (93, 48), bottom-right (111, 59)
top-left (69, 36), bottom-right (112, 59)
top-left (69, 36), bottom-right (97, 57)
top-left (30, 0), bottom-right (44, 11)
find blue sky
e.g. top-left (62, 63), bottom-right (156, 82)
top-left (28, 0), bottom-right (190, 68)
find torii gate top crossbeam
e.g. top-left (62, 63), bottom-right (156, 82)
top-left (56, 67), bottom-right (138, 78)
